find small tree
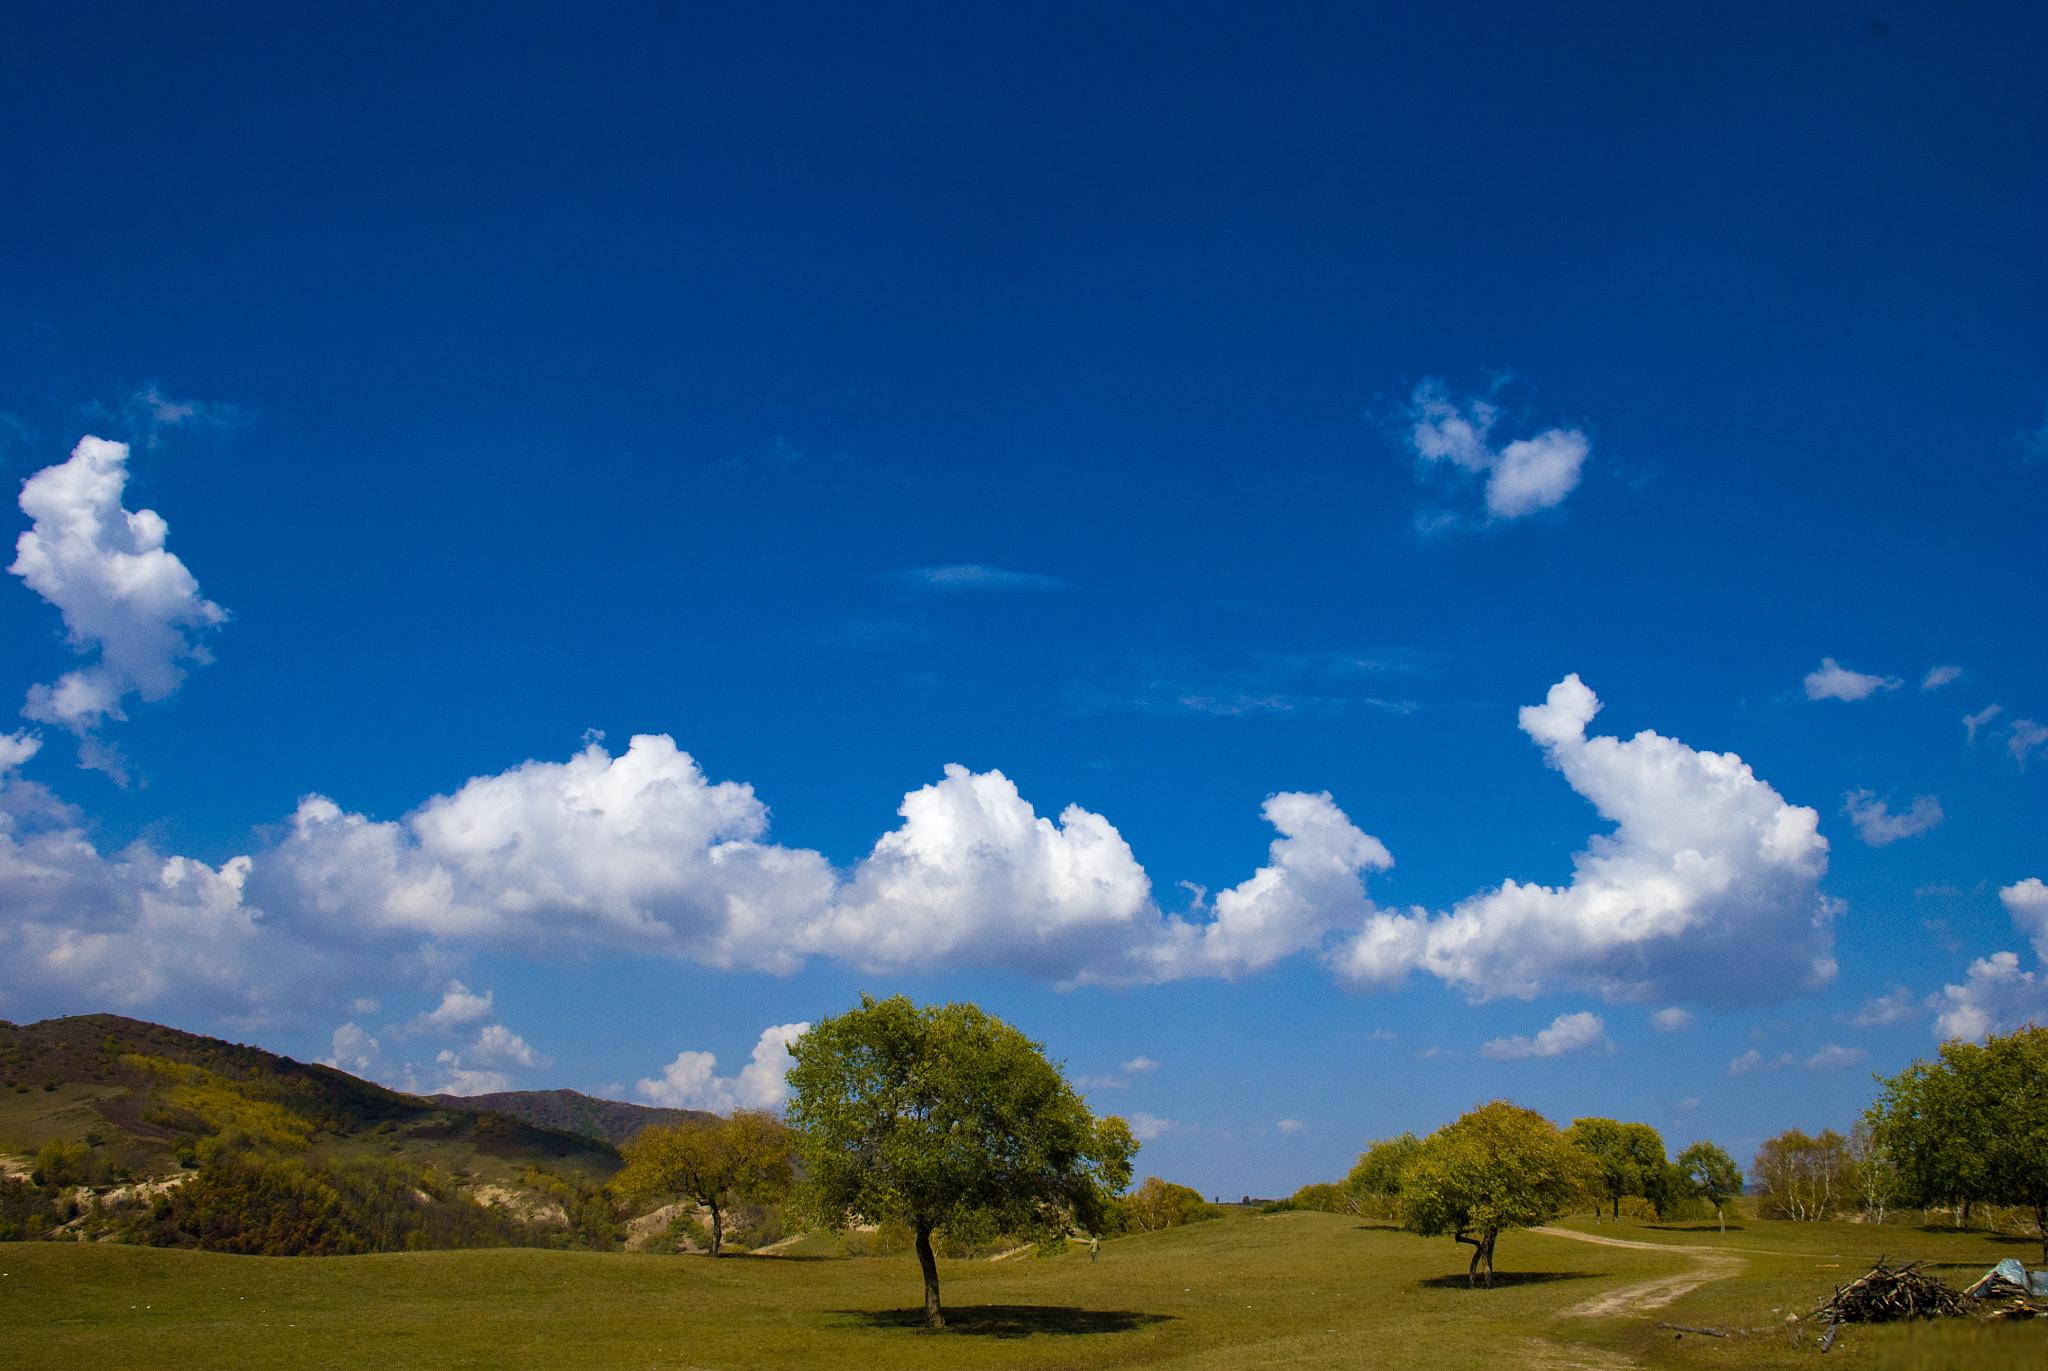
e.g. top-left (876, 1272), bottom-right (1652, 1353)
top-left (1673, 1141), bottom-right (1742, 1232)
top-left (1346, 1132), bottom-right (1422, 1219)
top-left (1565, 1117), bottom-right (1667, 1219)
top-left (1120, 1176), bottom-right (1223, 1230)
top-left (615, 1110), bottom-right (793, 1257)
top-left (786, 995), bottom-right (1135, 1328)
top-left (1400, 1101), bottom-right (1587, 1287)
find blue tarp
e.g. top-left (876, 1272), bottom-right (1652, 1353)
top-left (1984, 1258), bottom-right (2048, 1297)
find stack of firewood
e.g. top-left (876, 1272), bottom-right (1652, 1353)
top-left (1810, 1259), bottom-right (1974, 1324)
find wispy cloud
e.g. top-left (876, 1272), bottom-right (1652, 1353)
top-left (1921, 665), bottom-right (1963, 691)
top-left (882, 564), bottom-right (1067, 593)
top-left (1963, 704), bottom-right (2004, 744)
top-left (2009, 719), bottom-right (2048, 768)
top-left (1842, 790), bottom-right (1943, 846)
top-left (1069, 649), bottom-right (1425, 719)
top-left (1803, 657), bottom-right (1900, 702)
top-left (1845, 986), bottom-right (1923, 1028)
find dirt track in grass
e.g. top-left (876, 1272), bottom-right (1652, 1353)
top-left (1537, 1227), bottom-right (1748, 1318)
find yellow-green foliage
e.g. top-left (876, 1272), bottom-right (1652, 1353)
top-left (122, 1054), bottom-right (313, 1152)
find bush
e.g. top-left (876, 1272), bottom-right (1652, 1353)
top-left (1113, 1177), bottom-right (1224, 1233)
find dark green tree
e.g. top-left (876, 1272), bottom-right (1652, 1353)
top-left (1564, 1117), bottom-right (1667, 1219)
top-left (1673, 1140), bottom-right (1743, 1231)
top-left (786, 995), bottom-right (1136, 1327)
top-left (1869, 1025), bottom-right (2048, 1262)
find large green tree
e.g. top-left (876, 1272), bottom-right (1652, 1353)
top-left (1564, 1117), bottom-right (1667, 1219)
top-left (785, 995), bottom-right (1136, 1327)
top-left (1673, 1140), bottom-right (1743, 1232)
top-left (1400, 1101), bottom-right (1587, 1287)
top-left (1869, 1024), bottom-right (2048, 1262)
top-left (614, 1109), bottom-right (793, 1257)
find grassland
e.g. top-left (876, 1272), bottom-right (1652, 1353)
top-left (4, 1209), bottom-right (2040, 1370)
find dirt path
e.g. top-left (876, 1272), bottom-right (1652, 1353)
top-left (1536, 1227), bottom-right (1748, 1318)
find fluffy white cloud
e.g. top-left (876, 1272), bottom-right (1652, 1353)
top-left (1922, 665), bottom-right (1962, 691)
top-left (0, 763), bottom-right (287, 1022)
top-left (1842, 790), bottom-right (1943, 846)
top-left (254, 735), bottom-right (839, 970)
top-left (1337, 675), bottom-right (1834, 1003)
top-left (2001, 879), bottom-right (2048, 963)
top-left (1121, 1056), bottom-right (1161, 1074)
top-left (469, 1023), bottom-right (541, 1069)
top-left (321, 1022), bottom-right (380, 1075)
top-left (1933, 953), bottom-right (2048, 1042)
top-left (1479, 1011), bottom-right (1611, 1060)
top-left (810, 764), bottom-right (1157, 979)
top-left (1804, 1043), bottom-right (1868, 1071)
top-left (9, 436), bottom-right (227, 746)
top-left (1275, 1118), bottom-right (1306, 1134)
top-left (1128, 791), bottom-right (1392, 984)
top-left (1803, 658), bottom-right (1900, 702)
top-left (1405, 380), bottom-right (1589, 521)
top-left (413, 980), bottom-right (493, 1031)
top-left (1486, 430), bottom-right (1592, 519)
top-left (635, 1022), bottom-right (809, 1114)
top-left (1651, 1007), bottom-right (1694, 1033)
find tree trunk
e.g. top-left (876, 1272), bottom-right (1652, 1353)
top-left (1480, 1231), bottom-right (1496, 1287)
top-left (915, 1220), bottom-right (944, 1328)
top-left (1611, 1197), bottom-right (1620, 1220)
top-left (1455, 1230), bottom-right (1482, 1288)
top-left (1716, 1202), bottom-right (1725, 1234)
top-left (708, 1202), bottom-right (723, 1258)
top-left (2035, 1203), bottom-right (2046, 1270)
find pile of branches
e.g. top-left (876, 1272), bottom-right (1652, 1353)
top-left (1810, 1259), bottom-right (1974, 1324)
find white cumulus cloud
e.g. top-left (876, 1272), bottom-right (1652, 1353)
top-left (9, 436), bottom-right (227, 752)
top-left (1803, 658), bottom-right (1900, 702)
top-left (1933, 953), bottom-right (2048, 1042)
top-left (2009, 719), bottom-right (2048, 768)
top-left (1842, 790), bottom-right (1943, 847)
top-left (1336, 675), bottom-right (1834, 1003)
top-left (1479, 1011), bottom-right (1612, 1060)
top-left (635, 1021), bottom-right (810, 1114)
top-left (2001, 879), bottom-right (2048, 963)
top-left (1651, 1007), bottom-right (1694, 1033)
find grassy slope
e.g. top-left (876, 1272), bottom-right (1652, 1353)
top-left (3, 1211), bottom-right (2039, 1371)
top-left (0, 1015), bottom-right (621, 1190)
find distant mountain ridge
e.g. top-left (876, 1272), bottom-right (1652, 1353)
top-left (427, 1088), bottom-right (713, 1145)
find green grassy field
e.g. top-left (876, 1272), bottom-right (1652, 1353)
top-left (2, 1211), bottom-right (2039, 1370)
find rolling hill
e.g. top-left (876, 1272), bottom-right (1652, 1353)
top-left (0, 1013), bottom-right (696, 1254)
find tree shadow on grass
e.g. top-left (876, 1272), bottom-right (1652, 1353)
top-left (1416, 1271), bottom-right (1596, 1290)
top-left (1913, 1227), bottom-right (2035, 1246)
top-left (839, 1306), bottom-right (1174, 1338)
top-left (1645, 1223), bottom-right (1746, 1233)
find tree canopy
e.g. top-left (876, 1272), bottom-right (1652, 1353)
top-left (785, 995), bottom-right (1135, 1327)
top-left (1673, 1140), bottom-right (1743, 1231)
top-left (1868, 1024), bottom-right (2048, 1263)
top-left (1400, 1100), bottom-right (1587, 1286)
top-left (1346, 1132), bottom-right (1423, 1218)
top-left (615, 1110), bottom-right (793, 1257)
top-left (1564, 1117), bottom-right (1666, 1219)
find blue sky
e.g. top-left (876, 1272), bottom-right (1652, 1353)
top-left (1, 1), bottom-right (2044, 1197)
